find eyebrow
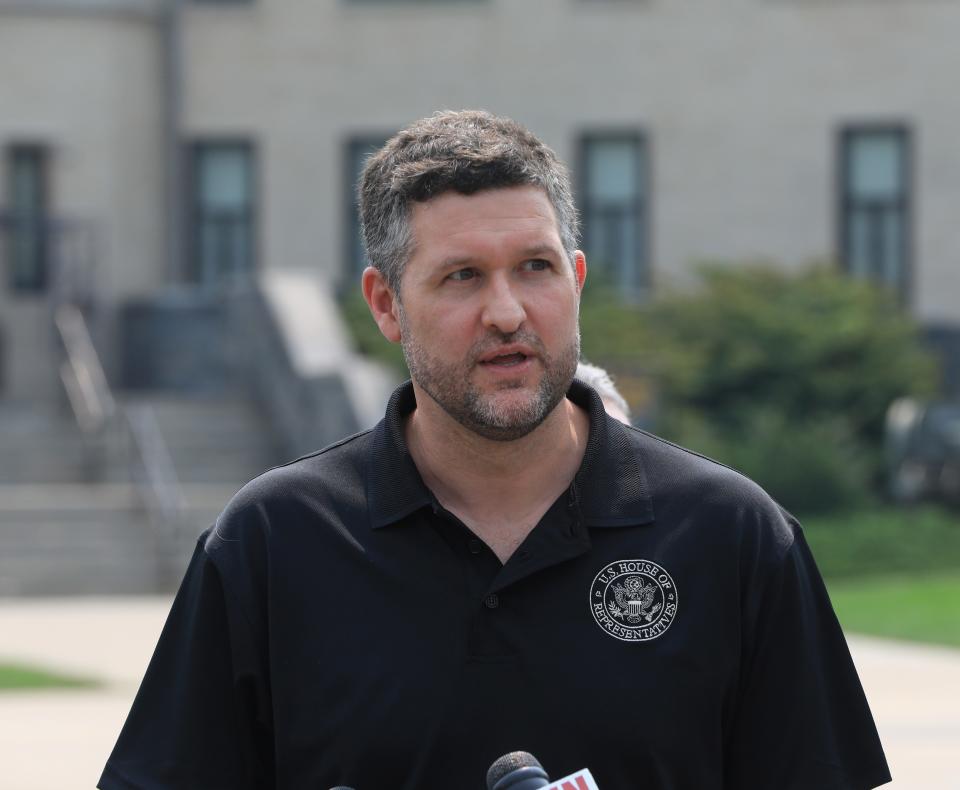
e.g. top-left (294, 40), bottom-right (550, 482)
top-left (438, 244), bottom-right (563, 270)
top-left (518, 243), bottom-right (563, 259)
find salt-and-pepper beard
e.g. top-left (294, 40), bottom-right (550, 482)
top-left (399, 310), bottom-right (580, 442)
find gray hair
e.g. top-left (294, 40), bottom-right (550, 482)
top-left (358, 110), bottom-right (580, 295)
top-left (576, 362), bottom-right (631, 422)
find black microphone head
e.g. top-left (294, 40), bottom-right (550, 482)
top-left (487, 751), bottom-right (550, 790)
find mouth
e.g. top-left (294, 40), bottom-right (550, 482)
top-left (477, 344), bottom-right (537, 370)
top-left (480, 352), bottom-right (530, 368)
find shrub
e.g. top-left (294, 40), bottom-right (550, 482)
top-left (643, 265), bottom-right (936, 449)
top-left (339, 289), bottom-right (409, 375)
top-left (581, 263), bottom-right (938, 512)
top-left (670, 408), bottom-right (873, 513)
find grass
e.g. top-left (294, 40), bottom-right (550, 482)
top-left (0, 662), bottom-right (99, 692)
top-left (799, 506), bottom-right (960, 647)
top-left (826, 572), bottom-right (960, 648)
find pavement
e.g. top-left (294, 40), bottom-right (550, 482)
top-left (0, 597), bottom-right (958, 789)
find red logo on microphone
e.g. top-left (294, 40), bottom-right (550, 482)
top-left (544, 768), bottom-right (600, 790)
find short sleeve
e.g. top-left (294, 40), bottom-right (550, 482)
top-left (98, 535), bottom-right (274, 790)
top-left (725, 523), bottom-right (891, 790)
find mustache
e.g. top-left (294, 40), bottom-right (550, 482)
top-left (468, 329), bottom-right (546, 360)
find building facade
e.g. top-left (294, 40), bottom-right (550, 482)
top-left (2, 0), bottom-right (959, 399)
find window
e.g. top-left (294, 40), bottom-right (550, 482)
top-left (579, 133), bottom-right (649, 294)
top-left (344, 135), bottom-right (389, 282)
top-left (187, 140), bottom-right (256, 286)
top-left (838, 126), bottom-right (911, 298)
top-left (5, 144), bottom-right (49, 292)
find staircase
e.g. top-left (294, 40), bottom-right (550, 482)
top-left (0, 402), bottom-right (122, 484)
top-left (126, 394), bottom-right (286, 555)
top-left (1, 273), bottom-right (386, 596)
top-left (0, 395), bottom-right (284, 595)
top-left (129, 394), bottom-right (282, 487)
top-left (0, 483), bottom-right (158, 595)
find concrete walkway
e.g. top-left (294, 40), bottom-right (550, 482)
top-left (0, 597), bottom-right (170, 790)
top-left (1, 597), bottom-right (958, 789)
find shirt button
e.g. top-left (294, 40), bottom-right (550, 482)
top-left (468, 538), bottom-right (483, 555)
top-left (484, 594), bottom-right (500, 609)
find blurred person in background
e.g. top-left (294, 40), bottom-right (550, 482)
top-left (575, 361), bottom-right (631, 424)
top-left (100, 110), bottom-right (890, 790)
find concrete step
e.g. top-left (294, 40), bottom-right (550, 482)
top-left (0, 405), bottom-right (130, 483)
top-left (0, 394), bottom-right (282, 486)
top-left (120, 395), bottom-right (282, 485)
top-left (0, 558), bottom-right (162, 596)
top-left (0, 409), bottom-right (72, 438)
top-left (0, 483), bottom-right (137, 508)
top-left (0, 483), bottom-right (185, 595)
top-left (0, 389), bottom-right (279, 594)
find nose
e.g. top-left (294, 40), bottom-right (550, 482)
top-left (480, 274), bottom-right (526, 334)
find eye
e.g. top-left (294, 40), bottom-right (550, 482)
top-left (521, 259), bottom-right (552, 272)
top-left (447, 268), bottom-right (476, 282)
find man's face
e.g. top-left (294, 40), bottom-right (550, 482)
top-left (395, 185), bottom-right (586, 441)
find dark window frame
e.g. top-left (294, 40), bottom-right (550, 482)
top-left (342, 133), bottom-right (392, 288)
top-left (836, 123), bottom-right (913, 304)
top-left (576, 129), bottom-right (651, 296)
top-left (4, 142), bottom-right (51, 293)
top-left (184, 137), bottom-right (259, 286)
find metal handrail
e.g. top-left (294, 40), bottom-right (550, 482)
top-left (124, 403), bottom-right (188, 525)
top-left (54, 304), bottom-right (115, 433)
top-left (53, 302), bottom-right (187, 530)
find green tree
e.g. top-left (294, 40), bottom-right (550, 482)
top-left (581, 264), bottom-right (938, 512)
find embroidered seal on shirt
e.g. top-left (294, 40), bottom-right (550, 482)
top-left (590, 559), bottom-right (678, 642)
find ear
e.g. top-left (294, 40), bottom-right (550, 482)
top-left (362, 266), bottom-right (403, 343)
top-left (573, 250), bottom-right (587, 293)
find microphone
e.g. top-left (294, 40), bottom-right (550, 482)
top-left (487, 751), bottom-right (600, 790)
top-left (487, 752), bottom-right (550, 790)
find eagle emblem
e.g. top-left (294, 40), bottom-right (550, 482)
top-left (608, 576), bottom-right (662, 623)
top-left (589, 559), bottom-right (678, 642)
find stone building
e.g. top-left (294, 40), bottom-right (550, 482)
top-left (1, 0), bottom-right (958, 590)
top-left (3, 0), bottom-right (959, 398)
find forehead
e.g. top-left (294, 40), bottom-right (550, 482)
top-left (407, 185), bottom-right (563, 261)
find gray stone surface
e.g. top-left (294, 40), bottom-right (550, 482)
top-left (0, 390), bottom-right (283, 595)
top-left (235, 271), bottom-right (397, 458)
top-left (0, 485), bottom-right (159, 596)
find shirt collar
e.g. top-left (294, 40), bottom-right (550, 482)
top-left (367, 379), bottom-right (655, 529)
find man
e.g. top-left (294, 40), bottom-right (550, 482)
top-left (100, 111), bottom-right (890, 789)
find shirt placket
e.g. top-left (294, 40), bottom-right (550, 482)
top-left (429, 487), bottom-right (592, 658)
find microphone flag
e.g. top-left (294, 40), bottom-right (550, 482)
top-left (543, 768), bottom-right (600, 790)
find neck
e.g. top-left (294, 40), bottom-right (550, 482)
top-left (405, 382), bottom-right (589, 532)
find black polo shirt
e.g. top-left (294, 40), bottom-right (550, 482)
top-left (100, 380), bottom-right (890, 790)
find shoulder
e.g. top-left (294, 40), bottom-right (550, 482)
top-left (622, 423), bottom-right (799, 559)
top-left (205, 427), bottom-right (375, 552)
top-left (632, 426), bottom-right (775, 504)
top-left (197, 427), bottom-right (377, 615)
